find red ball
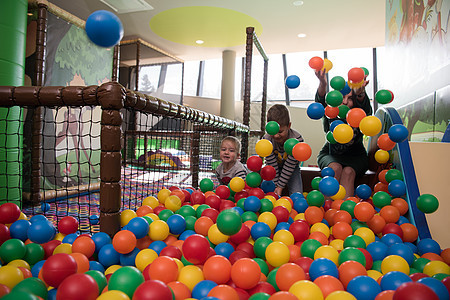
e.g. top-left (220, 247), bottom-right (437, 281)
top-left (272, 206), bottom-right (290, 223)
top-left (248, 281), bottom-right (276, 296)
top-left (191, 191), bottom-right (206, 205)
top-left (205, 195), bottom-right (222, 211)
top-left (229, 249), bottom-right (251, 264)
top-left (410, 273), bottom-right (429, 281)
top-left (236, 242), bottom-right (255, 258)
top-left (215, 185), bottom-right (231, 200)
top-left (56, 273), bottom-right (98, 300)
top-left (234, 190), bottom-right (248, 202)
top-left (358, 248), bottom-right (373, 270)
top-left (247, 188), bottom-right (265, 199)
top-left (289, 220), bottom-right (310, 242)
top-left (230, 224), bottom-right (251, 245)
top-left (247, 156), bottom-right (263, 172)
top-left (153, 205), bottom-right (165, 215)
top-left (219, 200), bottom-right (236, 211)
top-left (134, 280), bottom-right (173, 300)
top-left (42, 240), bottom-right (62, 259)
top-left (293, 256), bottom-right (314, 274)
top-left (0, 224), bottom-right (11, 246)
top-left (159, 245), bottom-right (182, 260)
top-left (182, 234), bottom-right (211, 265)
top-left (0, 203), bottom-right (21, 224)
top-left (42, 253), bottom-right (78, 287)
top-left (393, 281), bottom-right (439, 300)
top-left (382, 223), bottom-right (403, 239)
top-left (201, 208), bottom-right (219, 223)
top-left (260, 165), bottom-right (276, 181)
top-left (181, 189), bottom-right (191, 203)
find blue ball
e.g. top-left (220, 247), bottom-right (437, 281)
top-left (9, 219), bottom-right (31, 241)
top-left (127, 217), bottom-right (150, 239)
top-left (308, 258), bottom-right (339, 280)
top-left (321, 167), bottom-right (335, 178)
top-left (89, 215), bottom-right (99, 225)
top-left (89, 261), bottom-right (105, 273)
top-left (27, 220), bottom-right (56, 244)
top-left (307, 103), bottom-right (325, 120)
top-left (41, 202), bottom-right (51, 213)
top-left (167, 214), bottom-right (186, 235)
top-left (417, 238), bottom-right (441, 255)
top-left (47, 287), bottom-right (57, 300)
top-left (404, 242), bottom-right (418, 254)
top-left (29, 214), bottom-right (48, 223)
top-left (397, 216), bottom-right (410, 226)
top-left (330, 120), bottom-right (344, 132)
top-left (192, 280), bottom-right (218, 300)
top-left (275, 222), bottom-right (291, 232)
top-left (85, 10), bottom-right (124, 47)
top-left (293, 198), bottom-right (308, 213)
top-left (417, 277), bottom-right (450, 300)
top-left (91, 232), bottom-right (112, 253)
top-left (148, 240), bottom-right (167, 255)
top-left (380, 271), bottom-right (412, 291)
top-left (213, 242), bottom-right (235, 259)
top-left (244, 196), bottom-right (262, 212)
top-left (387, 243), bottom-right (415, 265)
top-left (261, 180), bottom-right (276, 193)
top-left (388, 124), bottom-right (409, 143)
top-left (62, 233), bottom-right (79, 244)
top-left (179, 229), bottom-right (196, 240)
top-left (388, 179), bottom-right (406, 197)
top-left (355, 184), bottom-right (372, 200)
top-left (98, 244), bottom-right (120, 268)
top-left (230, 207), bottom-right (244, 216)
top-left (291, 192), bottom-right (305, 201)
top-left (31, 260), bottom-right (45, 277)
top-left (381, 233), bottom-right (403, 247)
top-left (340, 83), bottom-right (351, 96)
top-left (250, 222), bottom-right (271, 240)
top-left (347, 275), bottom-right (381, 300)
top-left (285, 75), bottom-right (300, 89)
top-left (366, 241), bottom-right (389, 261)
top-left (318, 176), bottom-right (340, 197)
top-left (120, 247), bottom-right (140, 266)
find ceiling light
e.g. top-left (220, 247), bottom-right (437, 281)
top-left (196, 40), bottom-right (204, 45)
top-left (99, 0), bottom-right (153, 14)
top-left (293, 1), bottom-right (304, 6)
top-left (297, 33), bottom-right (307, 38)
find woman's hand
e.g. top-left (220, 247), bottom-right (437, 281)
top-left (315, 69), bottom-right (327, 97)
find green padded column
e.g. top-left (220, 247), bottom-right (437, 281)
top-left (0, 0), bottom-right (27, 205)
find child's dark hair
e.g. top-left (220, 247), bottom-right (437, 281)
top-left (267, 104), bottom-right (291, 127)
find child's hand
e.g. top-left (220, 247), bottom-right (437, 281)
top-left (274, 186), bottom-right (283, 196)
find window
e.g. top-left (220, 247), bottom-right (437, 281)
top-left (183, 61), bottom-right (200, 97)
top-left (201, 59), bottom-right (222, 98)
top-left (163, 63), bottom-right (183, 95)
top-left (139, 65), bottom-right (160, 93)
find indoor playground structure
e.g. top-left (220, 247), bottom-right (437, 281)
top-left (0, 1), bottom-right (449, 300)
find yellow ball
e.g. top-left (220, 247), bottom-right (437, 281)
top-left (178, 265), bottom-right (204, 291)
top-left (310, 222), bottom-right (330, 238)
top-left (142, 196), bottom-right (159, 209)
top-left (294, 213), bottom-right (306, 221)
top-left (273, 229), bottom-right (295, 246)
top-left (19, 212), bottom-right (27, 220)
top-left (322, 58), bottom-right (333, 73)
top-left (145, 213), bottom-right (159, 221)
top-left (53, 243), bottom-right (73, 255)
top-left (97, 290), bottom-right (130, 300)
top-left (333, 124), bottom-right (354, 144)
top-left (265, 241), bottom-right (290, 267)
top-left (54, 233), bottom-right (65, 241)
top-left (0, 265), bottom-right (23, 289)
top-left (354, 227), bottom-right (375, 246)
top-left (331, 185), bottom-right (346, 201)
top-left (289, 280), bottom-right (324, 300)
top-left (326, 290), bottom-right (356, 300)
top-left (374, 149), bottom-right (390, 164)
top-left (135, 248), bottom-right (158, 271)
top-left (120, 209), bottom-right (137, 227)
top-left (275, 198), bottom-right (292, 212)
top-left (172, 258), bottom-right (184, 271)
top-left (381, 255), bottom-right (410, 275)
top-left (165, 195), bottom-right (182, 212)
top-left (149, 220), bottom-right (170, 241)
top-left (359, 116), bottom-right (382, 137)
top-left (7, 259), bottom-right (30, 270)
top-left (264, 195), bottom-right (277, 205)
top-left (255, 139), bottom-right (273, 158)
top-left (258, 212), bottom-right (278, 231)
top-left (208, 224), bottom-right (229, 245)
top-left (423, 260), bottom-right (450, 276)
top-left (314, 245), bottom-right (339, 265)
top-left (105, 265), bottom-right (122, 275)
top-left (230, 177), bottom-right (245, 193)
top-left (157, 188), bottom-right (171, 204)
top-left (367, 269), bottom-right (383, 281)
top-left (329, 239), bottom-right (344, 251)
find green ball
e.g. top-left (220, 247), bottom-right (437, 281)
top-left (343, 235), bottom-right (366, 249)
top-left (249, 293), bottom-right (271, 300)
top-left (200, 178), bottom-right (214, 193)
top-left (375, 89), bottom-right (392, 104)
top-left (108, 266), bottom-right (144, 298)
top-left (177, 205), bottom-right (197, 218)
top-left (361, 67), bottom-right (369, 76)
top-left (338, 247), bottom-right (366, 266)
top-left (350, 220), bottom-right (368, 233)
top-left (0, 290), bottom-right (39, 300)
top-left (181, 255), bottom-right (193, 266)
top-left (385, 169), bottom-right (403, 182)
top-left (241, 211), bottom-right (258, 223)
top-left (12, 277), bottom-right (47, 299)
top-left (254, 236), bottom-right (273, 260)
top-left (338, 105), bottom-right (350, 120)
top-left (412, 257), bottom-right (431, 273)
top-left (266, 121), bottom-right (280, 135)
top-left (237, 198), bottom-right (245, 210)
top-left (253, 258), bottom-right (269, 276)
top-left (283, 138), bottom-right (299, 156)
top-left (326, 131), bottom-right (337, 144)
top-left (259, 198), bottom-right (274, 213)
top-left (311, 176), bottom-right (322, 190)
top-left (0, 238), bottom-right (26, 263)
top-left (142, 216), bottom-right (153, 225)
top-left (158, 209), bottom-right (174, 222)
top-left (85, 270), bottom-right (107, 296)
top-left (330, 76), bottom-right (346, 91)
top-left (246, 172), bottom-right (262, 188)
top-left (306, 190), bottom-right (325, 207)
top-left (23, 243), bottom-right (44, 265)
top-left (340, 200), bottom-right (357, 218)
top-left (432, 273), bottom-right (450, 280)
top-left (216, 209), bottom-right (242, 235)
top-left (325, 90), bottom-right (344, 107)
top-left (416, 194), bottom-right (439, 213)
top-left (372, 191), bottom-right (392, 208)
top-left (185, 215), bottom-right (197, 231)
top-left (300, 239), bottom-right (322, 259)
top-left (372, 260), bottom-right (382, 272)
top-left (196, 204), bottom-right (211, 218)
top-left (266, 267), bottom-right (280, 292)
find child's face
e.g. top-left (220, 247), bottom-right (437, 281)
top-left (220, 140), bottom-right (239, 164)
top-left (273, 124), bottom-right (291, 145)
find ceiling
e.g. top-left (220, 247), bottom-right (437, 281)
top-left (48, 0), bottom-right (386, 62)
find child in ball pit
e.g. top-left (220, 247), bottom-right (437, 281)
top-left (214, 136), bottom-right (248, 185)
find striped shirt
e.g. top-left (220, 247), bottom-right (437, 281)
top-left (263, 129), bottom-right (304, 190)
top-left (215, 160), bottom-right (248, 185)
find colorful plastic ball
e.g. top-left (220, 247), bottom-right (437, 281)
top-left (265, 241), bottom-right (290, 267)
top-left (8, 219), bottom-right (30, 242)
top-left (416, 194), bottom-right (439, 214)
top-left (366, 241), bottom-right (388, 262)
top-left (387, 243), bottom-right (415, 266)
top-left (338, 247), bottom-right (366, 266)
top-left (385, 169), bottom-right (403, 182)
top-left (89, 215), bottom-right (99, 225)
top-left (41, 253), bottom-right (77, 287)
top-left (28, 220), bottom-right (56, 244)
top-left (307, 103), bottom-right (325, 120)
top-left (0, 203), bottom-right (21, 224)
top-left (208, 285), bottom-right (240, 300)
top-left (313, 275), bottom-right (344, 298)
top-left (322, 58), bottom-right (333, 72)
top-left (309, 257), bottom-right (339, 281)
top-left (192, 280), bottom-right (218, 299)
top-left (330, 76), bottom-right (346, 91)
top-left (300, 239), bottom-right (322, 259)
top-left (380, 271), bottom-right (412, 291)
top-left (325, 106), bottom-right (340, 120)
top-left (0, 265), bottom-right (23, 290)
top-left (338, 104), bottom-right (350, 120)
top-left (318, 176), bottom-right (340, 197)
top-left (165, 214), bottom-right (185, 235)
top-left (275, 263), bottom-right (306, 291)
top-left (255, 139), bottom-right (273, 158)
top-left (346, 275), bottom-right (381, 300)
top-left (326, 90), bottom-right (344, 107)
top-left (108, 266), bottom-right (144, 298)
top-left (85, 10), bottom-right (123, 48)
top-left (304, 206), bottom-right (324, 225)
top-left (11, 276), bottom-right (48, 299)
top-left (147, 256), bottom-right (178, 284)
top-left (309, 56), bottom-right (324, 70)
top-left (330, 120), bottom-right (344, 132)
top-left (133, 280), bottom-right (173, 300)
top-left (200, 178), bottom-right (214, 193)
top-left (375, 89), bottom-right (393, 104)
top-left (285, 75), bottom-right (300, 89)
top-left (306, 190), bottom-right (325, 207)
top-left (57, 216), bottom-right (78, 235)
top-left (375, 149), bottom-right (390, 164)
top-left (359, 116), bottom-right (382, 136)
top-left (333, 124), bottom-right (353, 144)
top-left (417, 238), bottom-right (441, 255)
top-left (348, 67), bottom-right (365, 83)
top-left (423, 260), bottom-right (450, 277)
top-left (165, 195), bottom-right (182, 212)
top-left (40, 202), bottom-right (51, 213)
top-left (340, 83), bottom-right (351, 97)
top-left (377, 133), bottom-right (396, 151)
top-left (216, 209), bottom-right (242, 236)
top-left (203, 255), bottom-right (232, 284)
top-left (231, 258), bottom-right (261, 289)
top-left (282, 138), bottom-right (298, 156)
top-left (381, 255), bottom-right (410, 275)
top-left (372, 191), bottom-right (392, 208)
top-left (228, 177), bottom-right (244, 193)
top-left (355, 184), bottom-right (372, 200)
top-left (388, 124), bottom-right (409, 143)
top-left (387, 180), bottom-right (406, 198)
top-left (251, 222), bottom-right (272, 240)
top-left (319, 167), bottom-right (334, 178)
top-left (346, 108), bottom-right (367, 128)
top-left (182, 234), bottom-right (210, 265)
top-left (292, 142), bottom-right (312, 162)
top-left (56, 273), bottom-right (99, 300)
top-left (338, 260), bottom-right (367, 288)
top-left (288, 280), bottom-right (323, 300)
top-left (326, 131), bottom-right (337, 144)
top-left (393, 281), bottom-right (439, 300)
top-left (265, 121), bottom-right (280, 135)
top-left (246, 156), bottom-right (262, 173)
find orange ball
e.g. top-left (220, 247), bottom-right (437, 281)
top-left (325, 106), bottom-right (340, 119)
top-left (304, 206), bottom-right (324, 225)
top-left (71, 235), bottom-right (96, 258)
top-left (348, 67), bottom-right (365, 83)
top-left (390, 198), bottom-right (409, 215)
top-left (346, 108), bottom-right (367, 128)
top-left (338, 260), bottom-right (367, 288)
top-left (194, 216), bottom-right (214, 236)
top-left (136, 236), bottom-right (152, 250)
top-left (379, 205), bottom-right (400, 223)
top-left (292, 143), bottom-right (312, 162)
top-left (324, 208), bottom-right (338, 226)
top-left (69, 252), bottom-right (90, 273)
top-left (230, 258), bottom-right (261, 290)
top-left (288, 244), bottom-right (301, 263)
top-left (332, 222), bottom-right (353, 240)
top-left (308, 231), bottom-right (329, 245)
top-left (148, 256), bottom-right (178, 283)
top-left (374, 182), bottom-right (389, 193)
top-left (377, 133), bottom-right (396, 151)
top-left (331, 199), bottom-right (344, 210)
top-left (354, 202), bottom-right (375, 222)
top-left (170, 189), bottom-right (186, 202)
top-left (378, 170), bottom-right (389, 184)
top-left (269, 291), bottom-right (298, 300)
top-left (203, 255), bottom-right (232, 284)
top-left (422, 252), bottom-right (445, 262)
top-left (167, 281), bottom-right (191, 300)
top-left (400, 223), bottom-right (418, 243)
top-left (440, 248), bottom-right (450, 265)
top-left (367, 215), bottom-right (386, 234)
top-left (374, 290), bottom-right (395, 300)
top-left (333, 210), bottom-right (352, 224)
top-left (276, 263), bottom-right (306, 291)
top-left (309, 56), bottom-right (324, 70)
top-left (313, 275), bottom-right (344, 298)
top-left (136, 205), bottom-right (153, 217)
top-left (112, 230), bottom-right (137, 254)
top-left (208, 284), bottom-right (239, 300)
